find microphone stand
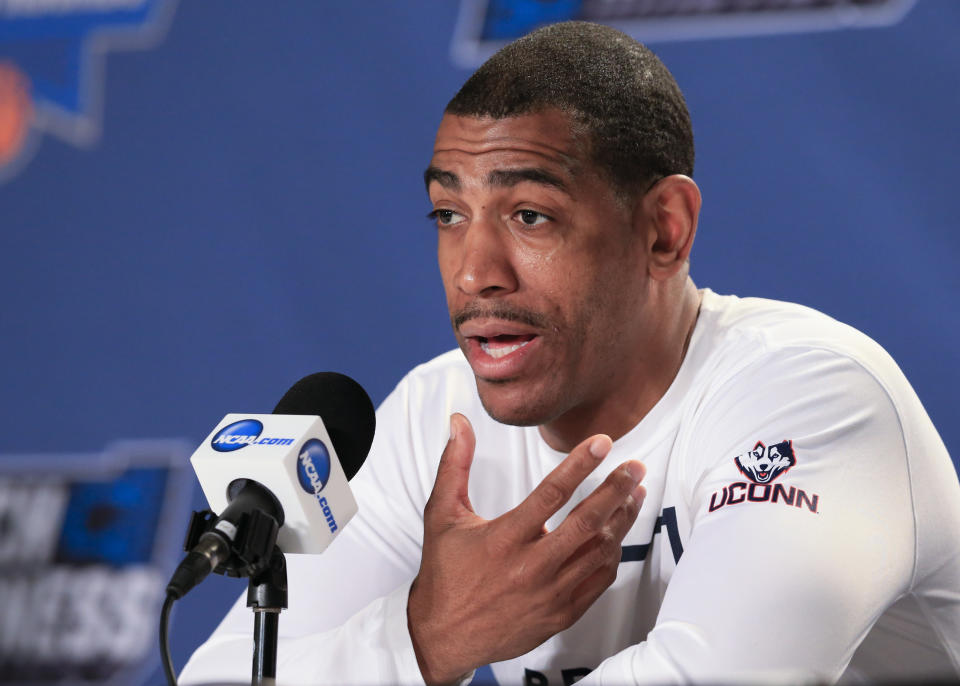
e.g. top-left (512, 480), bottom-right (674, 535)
top-left (247, 546), bottom-right (287, 686)
top-left (180, 503), bottom-right (287, 686)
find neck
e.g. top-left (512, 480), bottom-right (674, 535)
top-left (538, 278), bottom-right (702, 453)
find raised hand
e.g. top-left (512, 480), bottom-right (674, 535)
top-left (407, 413), bottom-right (646, 685)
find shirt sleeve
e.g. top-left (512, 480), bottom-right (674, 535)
top-left (584, 347), bottom-right (917, 684)
top-left (178, 377), bottom-right (432, 686)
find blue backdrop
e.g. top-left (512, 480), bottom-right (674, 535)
top-left (1, 1), bottom-right (957, 683)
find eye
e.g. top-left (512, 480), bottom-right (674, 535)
top-left (515, 209), bottom-right (551, 226)
top-left (427, 209), bottom-right (466, 226)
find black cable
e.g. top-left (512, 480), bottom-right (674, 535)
top-left (160, 592), bottom-right (178, 686)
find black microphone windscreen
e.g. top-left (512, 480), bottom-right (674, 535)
top-left (273, 372), bottom-right (375, 481)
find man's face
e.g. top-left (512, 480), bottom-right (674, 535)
top-left (427, 109), bottom-right (653, 431)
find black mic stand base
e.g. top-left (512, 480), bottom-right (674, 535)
top-left (247, 547), bottom-right (288, 686)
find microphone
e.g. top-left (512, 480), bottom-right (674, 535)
top-left (166, 372), bottom-right (375, 599)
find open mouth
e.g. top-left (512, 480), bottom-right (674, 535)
top-left (458, 318), bottom-right (544, 379)
top-left (477, 334), bottom-right (537, 359)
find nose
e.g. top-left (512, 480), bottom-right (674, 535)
top-left (450, 217), bottom-right (519, 297)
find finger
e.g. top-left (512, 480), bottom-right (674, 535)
top-left (606, 483), bottom-right (645, 540)
top-left (424, 414), bottom-right (477, 524)
top-left (567, 558), bottom-right (622, 622)
top-left (552, 483), bottom-right (644, 588)
top-left (545, 460), bottom-right (645, 558)
top-left (503, 434), bottom-right (613, 542)
top-left (543, 551), bottom-right (626, 638)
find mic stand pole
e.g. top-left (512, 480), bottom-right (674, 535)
top-left (247, 546), bottom-right (287, 686)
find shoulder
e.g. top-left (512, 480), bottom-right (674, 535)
top-left (677, 293), bottom-right (954, 545)
top-left (676, 294), bottom-right (954, 602)
top-left (701, 290), bottom-right (894, 367)
top-left (682, 291), bottom-right (925, 488)
top-left (694, 290), bottom-right (910, 407)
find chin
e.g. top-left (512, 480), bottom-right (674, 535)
top-left (475, 380), bottom-right (561, 427)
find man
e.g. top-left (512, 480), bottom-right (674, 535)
top-left (180, 22), bottom-right (960, 685)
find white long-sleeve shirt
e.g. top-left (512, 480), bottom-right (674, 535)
top-left (180, 289), bottom-right (960, 685)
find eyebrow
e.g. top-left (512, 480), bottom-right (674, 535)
top-left (423, 166), bottom-right (569, 194)
top-left (424, 166), bottom-right (460, 192)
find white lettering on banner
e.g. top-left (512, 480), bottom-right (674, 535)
top-left (0, 566), bottom-right (159, 664)
top-left (0, 481), bottom-right (68, 566)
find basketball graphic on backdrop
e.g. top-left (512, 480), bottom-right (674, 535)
top-left (0, 61), bottom-right (32, 170)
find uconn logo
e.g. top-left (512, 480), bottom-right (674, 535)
top-left (708, 439), bottom-right (820, 515)
top-left (297, 439), bottom-right (338, 533)
top-left (211, 419), bottom-right (295, 452)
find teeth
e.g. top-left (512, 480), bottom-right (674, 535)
top-left (480, 338), bottom-right (531, 359)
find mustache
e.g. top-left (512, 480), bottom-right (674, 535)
top-left (453, 303), bottom-right (549, 331)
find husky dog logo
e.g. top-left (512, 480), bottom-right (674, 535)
top-left (734, 440), bottom-right (795, 484)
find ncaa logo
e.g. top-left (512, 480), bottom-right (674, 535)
top-left (211, 419), bottom-right (264, 452)
top-left (297, 439), bottom-right (331, 495)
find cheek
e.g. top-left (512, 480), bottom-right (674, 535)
top-left (515, 250), bottom-right (559, 298)
top-left (512, 230), bottom-right (598, 294)
top-left (577, 253), bottom-right (646, 338)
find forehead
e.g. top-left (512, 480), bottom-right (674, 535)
top-left (429, 110), bottom-right (588, 184)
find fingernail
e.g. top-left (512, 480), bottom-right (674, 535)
top-left (626, 462), bottom-right (645, 484)
top-left (449, 415), bottom-right (458, 442)
top-left (589, 436), bottom-right (611, 459)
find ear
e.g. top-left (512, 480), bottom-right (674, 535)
top-left (640, 175), bottom-right (701, 280)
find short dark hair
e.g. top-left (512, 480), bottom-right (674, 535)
top-left (446, 21), bottom-right (694, 197)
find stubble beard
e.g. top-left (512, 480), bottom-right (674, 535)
top-left (474, 377), bottom-right (562, 427)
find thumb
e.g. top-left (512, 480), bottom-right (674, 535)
top-left (426, 413), bottom-right (477, 519)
